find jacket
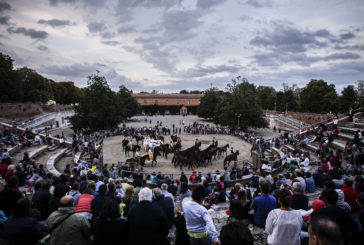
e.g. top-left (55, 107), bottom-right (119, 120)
top-left (46, 206), bottom-right (91, 245)
top-left (75, 194), bottom-right (94, 213)
top-left (127, 201), bottom-right (169, 245)
top-left (3, 216), bottom-right (48, 245)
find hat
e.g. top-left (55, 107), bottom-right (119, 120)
top-left (192, 170), bottom-right (197, 174)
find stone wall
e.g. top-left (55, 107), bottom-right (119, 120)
top-left (0, 103), bottom-right (43, 122)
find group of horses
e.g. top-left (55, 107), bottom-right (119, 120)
top-left (121, 135), bottom-right (240, 170)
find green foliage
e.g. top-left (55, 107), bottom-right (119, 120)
top-left (300, 80), bottom-right (338, 113)
top-left (69, 73), bottom-right (139, 133)
top-left (197, 88), bottom-right (224, 119)
top-left (339, 85), bottom-right (358, 111)
top-left (198, 77), bottom-right (266, 130)
top-left (0, 52), bottom-right (82, 104)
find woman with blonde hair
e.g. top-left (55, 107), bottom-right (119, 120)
top-left (122, 185), bottom-right (135, 217)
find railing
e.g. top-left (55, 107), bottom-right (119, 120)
top-left (22, 112), bottom-right (56, 128)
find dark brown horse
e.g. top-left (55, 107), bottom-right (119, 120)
top-left (223, 150), bottom-right (239, 170)
top-left (217, 144), bottom-right (230, 158)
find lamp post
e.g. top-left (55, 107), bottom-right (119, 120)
top-left (235, 113), bottom-right (242, 129)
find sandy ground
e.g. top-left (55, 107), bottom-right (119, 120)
top-left (103, 134), bottom-right (253, 174)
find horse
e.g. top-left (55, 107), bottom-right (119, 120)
top-left (164, 147), bottom-right (175, 159)
top-left (224, 150), bottom-right (239, 170)
top-left (125, 145), bottom-right (141, 157)
top-left (152, 148), bottom-right (162, 167)
top-left (171, 135), bottom-right (181, 143)
top-left (133, 135), bottom-right (144, 145)
top-left (126, 154), bottom-right (150, 167)
top-left (217, 144), bottom-right (230, 158)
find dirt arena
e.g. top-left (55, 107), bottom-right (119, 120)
top-left (103, 133), bottom-right (253, 174)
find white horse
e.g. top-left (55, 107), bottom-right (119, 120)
top-left (143, 139), bottom-right (161, 152)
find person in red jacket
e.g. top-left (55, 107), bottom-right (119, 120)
top-left (330, 150), bottom-right (342, 169)
top-left (189, 170), bottom-right (198, 183)
top-left (75, 187), bottom-right (95, 219)
top-left (341, 178), bottom-right (358, 212)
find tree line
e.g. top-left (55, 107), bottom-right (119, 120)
top-left (197, 77), bottom-right (363, 130)
top-left (0, 53), bottom-right (83, 104)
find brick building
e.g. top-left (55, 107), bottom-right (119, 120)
top-left (132, 93), bottom-right (204, 115)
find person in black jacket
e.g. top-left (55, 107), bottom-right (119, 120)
top-left (31, 180), bottom-right (51, 220)
top-left (3, 198), bottom-right (48, 245)
top-left (153, 188), bottom-right (175, 227)
top-left (127, 187), bottom-right (169, 245)
top-left (91, 184), bottom-right (110, 218)
top-left (93, 199), bottom-right (127, 245)
top-left (291, 182), bottom-right (309, 210)
top-left (0, 176), bottom-right (23, 217)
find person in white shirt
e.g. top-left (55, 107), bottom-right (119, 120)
top-left (265, 189), bottom-right (303, 245)
top-left (300, 156), bottom-right (310, 167)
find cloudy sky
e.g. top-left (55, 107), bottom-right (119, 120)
top-left (1, 0), bottom-right (363, 92)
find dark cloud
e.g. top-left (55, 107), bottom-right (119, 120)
top-left (196, 0), bottom-right (225, 9)
top-left (49, 0), bottom-right (75, 6)
top-left (245, 0), bottom-right (273, 8)
top-left (340, 32), bottom-right (355, 39)
top-left (323, 52), bottom-right (360, 61)
top-left (7, 27), bottom-right (48, 39)
top-left (0, 15), bottom-right (9, 25)
top-left (117, 24), bottom-right (136, 33)
top-left (87, 21), bottom-right (106, 33)
top-left (38, 19), bottom-right (72, 27)
top-left (40, 63), bottom-right (98, 78)
top-left (334, 44), bottom-right (364, 51)
top-left (250, 24), bottom-right (330, 53)
top-left (37, 45), bottom-right (48, 51)
top-left (0, 2), bottom-right (11, 12)
top-left (178, 64), bottom-right (241, 78)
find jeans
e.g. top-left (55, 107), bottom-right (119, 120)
top-left (190, 235), bottom-right (212, 245)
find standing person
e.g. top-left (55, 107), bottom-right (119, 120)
top-left (265, 189), bottom-right (303, 245)
top-left (46, 195), bottom-right (91, 245)
top-left (183, 185), bottom-right (220, 245)
top-left (348, 107), bottom-right (354, 122)
top-left (251, 182), bottom-right (276, 228)
top-left (31, 180), bottom-right (52, 220)
top-left (153, 188), bottom-right (175, 227)
top-left (92, 199), bottom-right (127, 245)
top-left (127, 187), bottom-right (170, 245)
top-left (189, 170), bottom-right (198, 183)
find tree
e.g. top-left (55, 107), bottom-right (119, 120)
top-left (256, 86), bottom-right (276, 110)
top-left (339, 85), bottom-right (357, 112)
top-left (69, 72), bottom-right (139, 133)
top-left (300, 79), bottom-right (338, 113)
top-left (203, 77), bottom-right (266, 130)
top-left (197, 88), bottom-right (223, 119)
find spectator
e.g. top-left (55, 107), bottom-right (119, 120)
top-left (92, 199), bottom-right (127, 245)
top-left (31, 180), bottom-right (52, 220)
top-left (127, 187), bottom-right (169, 245)
top-left (3, 198), bottom-right (48, 245)
top-left (91, 184), bottom-right (110, 218)
top-left (341, 178), bottom-right (358, 212)
top-left (251, 182), bottom-right (276, 228)
top-left (291, 182), bottom-right (309, 210)
top-left (335, 189), bottom-right (351, 213)
top-left (161, 183), bottom-right (174, 202)
top-left (75, 187), bottom-right (95, 220)
top-left (153, 188), bottom-right (175, 227)
top-left (294, 170), bottom-right (306, 192)
top-left (179, 182), bottom-right (192, 202)
top-left (174, 204), bottom-right (190, 245)
top-left (183, 185), bottom-right (220, 245)
top-left (228, 187), bottom-right (251, 225)
top-left (46, 195), bottom-right (91, 245)
top-left (66, 182), bottom-right (82, 206)
top-left (48, 183), bottom-right (67, 215)
top-left (220, 222), bottom-right (253, 245)
top-left (0, 176), bottom-right (23, 217)
top-left (189, 170), bottom-right (198, 183)
top-left (265, 189), bottom-right (303, 245)
top-left (313, 188), bottom-right (357, 243)
top-left (313, 167), bottom-right (327, 189)
top-left (308, 215), bottom-right (344, 245)
top-left (122, 185), bottom-right (135, 217)
top-left (305, 172), bottom-right (316, 193)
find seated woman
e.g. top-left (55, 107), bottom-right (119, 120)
top-left (265, 189), bottom-right (303, 245)
top-left (228, 188), bottom-right (251, 226)
top-left (93, 199), bottom-right (127, 245)
top-left (3, 198), bottom-right (48, 245)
